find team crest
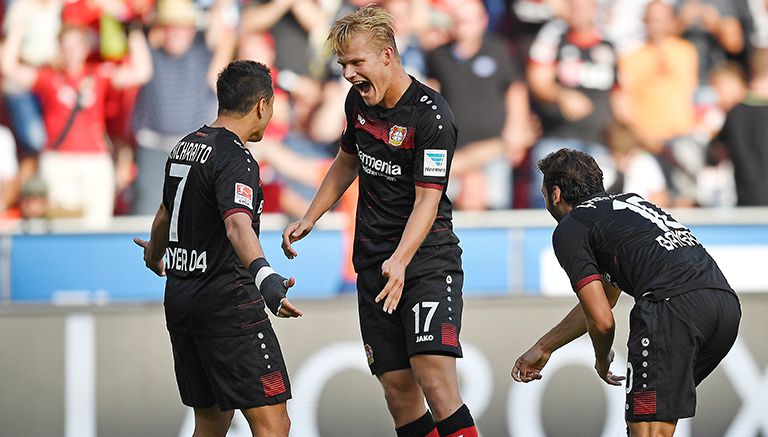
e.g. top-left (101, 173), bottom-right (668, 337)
top-left (388, 125), bottom-right (407, 147)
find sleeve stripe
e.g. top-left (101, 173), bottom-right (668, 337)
top-left (575, 274), bottom-right (603, 292)
top-left (222, 208), bottom-right (253, 220)
top-left (415, 182), bottom-right (444, 190)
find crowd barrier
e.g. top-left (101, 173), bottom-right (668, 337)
top-left (3, 208), bottom-right (768, 302)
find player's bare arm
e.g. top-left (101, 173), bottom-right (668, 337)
top-left (225, 212), bottom-right (302, 318)
top-left (512, 279), bottom-right (622, 383)
top-left (282, 148), bottom-right (359, 258)
top-left (577, 280), bottom-right (624, 386)
top-left (133, 203), bottom-right (170, 277)
top-left (376, 186), bottom-right (441, 314)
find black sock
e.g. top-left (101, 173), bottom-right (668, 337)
top-left (436, 404), bottom-right (475, 436)
top-left (396, 411), bottom-right (437, 437)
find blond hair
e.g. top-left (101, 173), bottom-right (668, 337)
top-left (327, 6), bottom-right (399, 58)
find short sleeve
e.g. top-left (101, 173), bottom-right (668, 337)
top-left (340, 88), bottom-right (358, 154)
top-left (552, 217), bottom-right (602, 293)
top-left (529, 20), bottom-right (568, 65)
top-left (413, 99), bottom-right (457, 189)
top-left (214, 151), bottom-right (261, 220)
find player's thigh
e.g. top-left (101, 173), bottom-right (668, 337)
top-left (400, 245), bottom-right (464, 359)
top-left (357, 265), bottom-right (411, 375)
top-left (241, 402), bottom-right (290, 437)
top-left (193, 405), bottom-right (234, 436)
top-left (626, 298), bottom-right (697, 423)
top-left (627, 420), bottom-right (677, 437)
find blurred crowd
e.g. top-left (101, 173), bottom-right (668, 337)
top-left (0, 0), bottom-right (767, 227)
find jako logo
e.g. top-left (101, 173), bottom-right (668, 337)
top-left (416, 334), bottom-right (434, 343)
top-left (358, 149), bottom-right (402, 176)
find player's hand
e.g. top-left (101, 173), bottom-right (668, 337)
top-left (595, 349), bottom-right (625, 386)
top-left (276, 292), bottom-right (303, 318)
top-left (133, 237), bottom-right (165, 277)
top-left (376, 258), bottom-right (406, 314)
top-left (511, 343), bottom-right (551, 383)
top-left (282, 219), bottom-right (314, 259)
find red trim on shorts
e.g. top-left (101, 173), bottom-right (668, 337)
top-left (415, 182), bottom-right (444, 190)
top-left (633, 391), bottom-right (657, 415)
top-left (237, 298), bottom-right (263, 308)
top-left (575, 274), bottom-right (602, 292)
top-left (442, 323), bottom-right (458, 347)
top-left (222, 208), bottom-right (253, 220)
top-left (261, 371), bottom-right (287, 397)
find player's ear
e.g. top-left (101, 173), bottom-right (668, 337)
top-left (551, 185), bottom-right (562, 205)
top-left (382, 46), bottom-right (394, 66)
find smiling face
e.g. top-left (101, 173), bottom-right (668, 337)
top-left (337, 31), bottom-right (395, 107)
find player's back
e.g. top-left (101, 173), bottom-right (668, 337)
top-left (162, 125), bottom-right (267, 336)
top-left (558, 192), bottom-right (733, 300)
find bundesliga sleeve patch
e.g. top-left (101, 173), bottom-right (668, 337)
top-left (423, 149), bottom-right (447, 177)
top-left (234, 182), bottom-right (254, 209)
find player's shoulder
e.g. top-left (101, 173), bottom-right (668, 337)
top-left (411, 79), bottom-right (455, 125)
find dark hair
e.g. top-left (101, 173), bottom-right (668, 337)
top-left (538, 148), bottom-right (605, 205)
top-left (216, 60), bottom-right (274, 117)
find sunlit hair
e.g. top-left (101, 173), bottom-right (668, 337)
top-left (327, 5), bottom-right (399, 59)
top-left (538, 148), bottom-right (605, 205)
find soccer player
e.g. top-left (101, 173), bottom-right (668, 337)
top-left (511, 148), bottom-right (741, 437)
top-left (134, 60), bottom-right (302, 437)
top-left (281, 6), bottom-right (478, 437)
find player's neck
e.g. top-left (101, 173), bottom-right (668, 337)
top-left (380, 68), bottom-right (412, 109)
top-left (210, 116), bottom-right (250, 144)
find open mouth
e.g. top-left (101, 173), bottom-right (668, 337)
top-left (353, 80), bottom-right (372, 95)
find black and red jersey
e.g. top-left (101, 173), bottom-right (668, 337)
top-left (162, 125), bottom-right (267, 336)
top-left (340, 78), bottom-right (460, 271)
top-left (552, 192), bottom-right (734, 300)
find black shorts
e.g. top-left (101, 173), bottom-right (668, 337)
top-left (625, 289), bottom-right (740, 422)
top-left (169, 324), bottom-right (292, 411)
top-left (357, 244), bottom-right (464, 375)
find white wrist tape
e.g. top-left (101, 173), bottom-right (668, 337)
top-left (254, 267), bottom-right (278, 290)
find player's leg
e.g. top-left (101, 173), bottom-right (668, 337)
top-left (692, 290), bottom-right (741, 386)
top-left (627, 420), bottom-right (677, 437)
top-left (409, 354), bottom-right (477, 437)
top-left (240, 402), bottom-right (290, 437)
top-left (377, 369), bottom-right (439, 436)
top-left (402, 246), bottom-right (477, 437)
top-left (358, 266), bottom-right (438, 436)
top-left (192, 406), bottom-right (235, 437)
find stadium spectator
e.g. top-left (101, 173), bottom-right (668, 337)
top-left (427, 0), bottom-right (536, 210)
top-left (1, 0), bottom-right (60, 191)
top-left (18, 175), bottom-right (49, 220)
top-left (283, 7), bottom-right (479, 437)
top-left (130, 0), bottom-right (235, 215)
top-left (619, 1), bottom-right (698, 151)
top-left (676, 0), bottom-right (743, 83)
top-left (240, 0), bottom-right (328, 78)
top-left (710, 48), bottom-right (768, 206)
top-left (526, 0), bottom-right (619, 208)
top-left (0, 124), bottom-right (18, 214)
top-left (513, 148), bottom-right (740, 437)
top-left (383, 0), bottom-right (430, 81)
top-left (604, 122), bottom-right (669, 207)
top-left (1, 20), bottom-right (152, 227)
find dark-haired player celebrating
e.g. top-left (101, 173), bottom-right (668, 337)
top-left (281, 6), bottom-right (477, 437)
top-left (512, 148), bottom-right (741, 437)
top-left (134, 60), bottom-right (302, 437)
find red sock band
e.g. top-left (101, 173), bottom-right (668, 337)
top-left (443, 425), bottom-right (478, 437)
